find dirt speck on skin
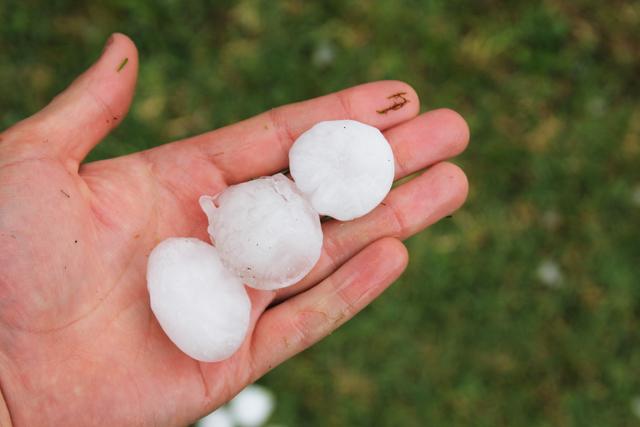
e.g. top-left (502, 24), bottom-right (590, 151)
top-left (332, 311), bottom-right (346, 327)
top-left (377, 92), bottom-right (409, 114)
top-left (74, 240), bottom-right (78, 244)
top-left (60, 189), bottom-right (71, 198)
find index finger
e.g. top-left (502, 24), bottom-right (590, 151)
top-left (145, 81), bottom-right (419, 185)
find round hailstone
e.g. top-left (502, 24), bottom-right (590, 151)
top-left (200, 173), bottom-right (323, 291)
top-left (228, 385), bottom-right (275, 427)
top-left (197, 407), bottom-right (234, 427)
top-left (147, 238), bottom-right (251, 362)
top-left (289, 120), bottom-right (395, 221)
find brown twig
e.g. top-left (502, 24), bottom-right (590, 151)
top-left (117, 57), bottom-right (129, 72)
top-left (377, 92), bottom-right (409, 114)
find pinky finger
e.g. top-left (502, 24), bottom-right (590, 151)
top-left (247, 237), bottom-right (408, 378)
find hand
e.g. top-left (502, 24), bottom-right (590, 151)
top-left (0, 34), bottom-right (469, 426)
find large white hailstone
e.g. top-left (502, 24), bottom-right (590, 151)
top-left (200, 174), bottom-right (323, 291)
top-left (147, 238), bottom-right (251, 362)
top-left (289, 120), bottom-right (395, 221)
top-left (228, 385), bottom-right (275, 427)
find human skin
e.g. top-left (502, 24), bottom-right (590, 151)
top-left (0, 34), bottom-right (469, 426)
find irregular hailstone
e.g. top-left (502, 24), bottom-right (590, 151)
top-left (289, 120), bottom-right (395, 221)
top-left (200, 173), bottom-right (323, 291)
top-left (147, 238), bottom-right (251, 362)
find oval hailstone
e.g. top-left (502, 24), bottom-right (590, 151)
top-left (147, 238), bottom-right (251, 362)
top-left (289, 120), bottom-right (395, 221)
top-left (200, 174), bottom-right (323, 291)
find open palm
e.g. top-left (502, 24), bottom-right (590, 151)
top-left (0, 34), bottom-right (469, 426)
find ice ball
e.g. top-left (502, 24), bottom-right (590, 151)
top-left (200, 174), bottom-right (323, 291)
top-left (197, 407), bottom-right (234, 427)
top-left (146, 238), bottom-right (251, 362)
top-left (289, 120), bottom-right (395, 221)
top-left (228, 385), bottom-right (275, 427)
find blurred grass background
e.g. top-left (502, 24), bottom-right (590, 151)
top-left (1, 0), bottom-right (640, 425)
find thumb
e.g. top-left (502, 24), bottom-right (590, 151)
top-left (4, 33), bottom-right (139, 166)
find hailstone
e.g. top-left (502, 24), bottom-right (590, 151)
top-left (146, 237), bottom-right (251, 362)
top-left (197, 407), bottom-right (234, 427)
top-left (228, 385), bottom-right (275, 427)
top-left (289, 120), bottom-right (395, 221)
top-left (200, 173), bottom-right (323, 290)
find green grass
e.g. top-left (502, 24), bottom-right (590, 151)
top-left (2, 1), bottom-right (640, 425)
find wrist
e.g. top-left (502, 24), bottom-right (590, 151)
top-left (0, 382), bottom-right (12, 427)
